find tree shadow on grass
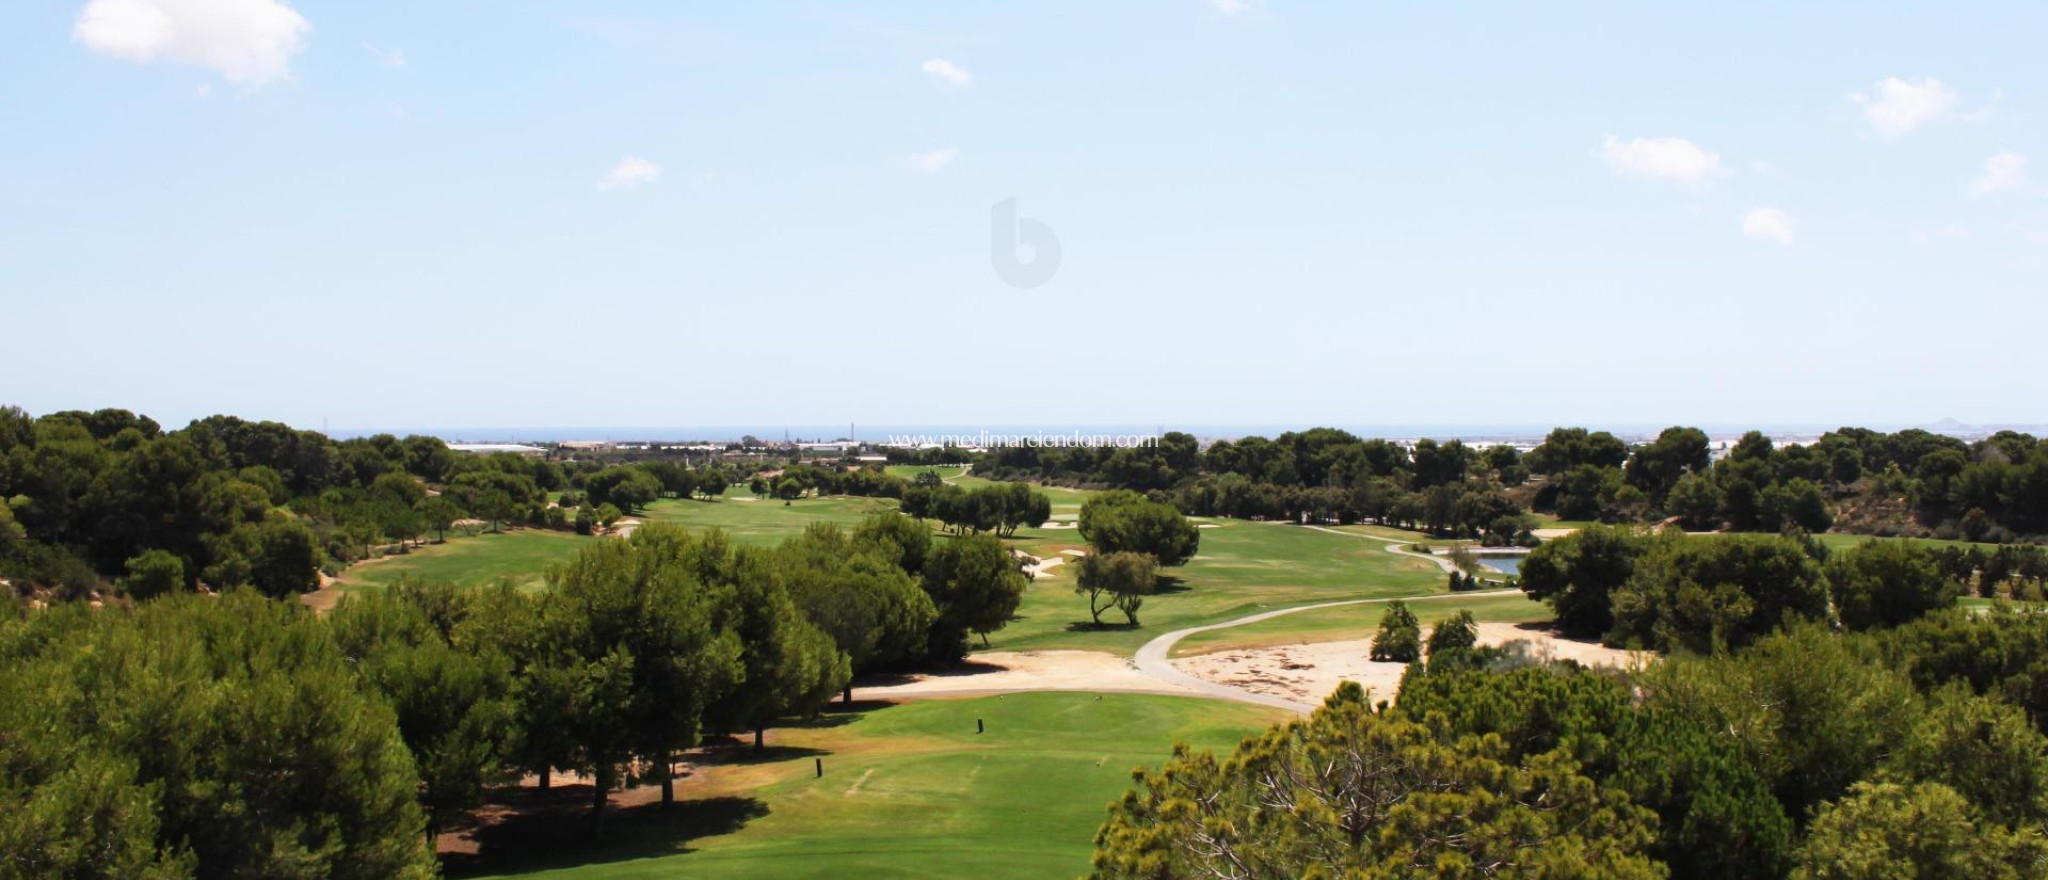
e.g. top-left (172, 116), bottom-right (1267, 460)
top-left (710, 743), bottom-right (831, 766)
top-left (824, 697), bottom-right (902, 715)
top-left (440, 787), bottom-right (768, 878)
top-left (1510, 620), bottom-right (1608, 649)
top-left (857, 658), bottom-right (1009, 685)
top-left (1062, 620), bottom-right (1143, 633)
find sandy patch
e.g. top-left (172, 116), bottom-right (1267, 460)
top-left (1169, 624), bottom-right (1645, 706)
top-left (1016, 549), bottom-right (1071, 578)
top-left (1198, 523), bottom-right (1222, 529)
top-left (1531, 528), bottom-right (1578, 540)
top-left (1038, 520), bottom-right (1078, 529)
top-left (731, 496), bottom-right (759, 502)
top-left (857, 650), bottom-right (1191, 700)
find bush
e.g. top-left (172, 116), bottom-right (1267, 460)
top-left (1424, 610), bottom-right (1478, 658)
top-left (116, 549), bottom-right (185, 600)
top-left (1827, 540), bottom-right (1956, 631)
top-left (1370, 601), bottom-right (1421, 662)
top-left (1608, 533), bottom-right (1828, 652)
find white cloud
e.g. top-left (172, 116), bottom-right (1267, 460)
top-left (908, 148), bottom-right (959, 173)
top-left (1596, 135), bottom-right (1729, 188)
top-left (1742, 207), bottom-right (1796, 245)
top-left (1212, 0), bottom-right (1260, 15)
top-left (73, 0), bottom-right (310, 87)
top-left (362, 42), bottom-right (406, 69)
top-left (1849, 77), bottom-right (1959, 137)
top-left (598, 156), bottom-right (661, 191)
top-left (920, 58), bottom-right (971, 86)
top-left (1972, 151), bottom-right (2027, 196)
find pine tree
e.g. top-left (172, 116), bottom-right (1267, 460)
top-left (1370, 600), bottom-right (1422, 662)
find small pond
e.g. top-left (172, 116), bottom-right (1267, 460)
top-left (1476, 555), bottom-right (1523, 576)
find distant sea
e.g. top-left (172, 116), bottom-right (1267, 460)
top-left (327, 422), bottom-right (2035, 445)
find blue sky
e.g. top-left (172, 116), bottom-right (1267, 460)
top-left (2, 1), bottom-right (2044, 433)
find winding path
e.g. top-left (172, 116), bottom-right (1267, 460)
top-left (1130, 589), bottom-right (1523, 711)
top-left (862, 523), bottom-right (1526, 711)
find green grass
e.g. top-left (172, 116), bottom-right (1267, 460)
top-left (450, 693), bottom-right (1282, 880)
top-left (991, 519), bottom-right (1447, 656)
top-left (639, 491), bottom-right (904, 546)
top-left (1170, 591), bottom-right (1553, 657)
top-left (1322, 523), bottom-right (1459, 547)
top-left (883, 464), bottom-right (968, 482)
top-left (334, 485), bottom-right (1457, 658)
top-left (332, 529), bottom-right (593, 597)
top-left (1811, 533), bottom-right (2004, 553)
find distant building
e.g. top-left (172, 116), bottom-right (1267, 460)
top-left (449, 443), bottom-right (546, 457)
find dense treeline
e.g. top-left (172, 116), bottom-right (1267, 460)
top-left (0, 405), bottom-right (833, 601)
top-left (1519, 526), bottom-right (1984, 650)
top-left (1528, 425), bottom-right (2048, 542)
top-left (740, 462), bottom-right (909, 502)
top-left (973, 424), bottom-right (2048, 545)
top-left (1092, 609), bottom-right (2048, 879)
top-left (0, 512), bottom-right (1025, 876)
top-left (1, 591), bottom-right (441, 878)
top-left (977, 428), bottom-right (1536, 543)
top-left (0, 406), bottom-right (556, 600)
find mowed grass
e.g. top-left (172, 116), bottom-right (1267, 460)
top-left (640, 491), bottom-right (903, 546)
top-left (452, 693), bottom-right (1282, 880)
top-left (883, 464), bottom-right (968, 482)
top-left (335, 485), bottom-right (1455, 657)
top-left (1811, 533), bottom-right (2003, 553)
top-left (1170, 591), bottom-right (1553, 657)
top-left (993, 519), bottom-right (1448, 656)
top-left (331, 529), bottom-right (594, 596)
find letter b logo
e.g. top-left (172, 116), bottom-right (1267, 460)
top-left (990, 197), bottom-right (1061, 289)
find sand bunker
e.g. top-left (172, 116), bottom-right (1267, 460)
top-left (1017, 551), bottom-right (1068, 578)
top-left (857, 650), bottom-right (1192, 700)
top-left (1038, 520), bottom-right (1078, 530)
top-left (1170, 624), bottom-right (1645, 706)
